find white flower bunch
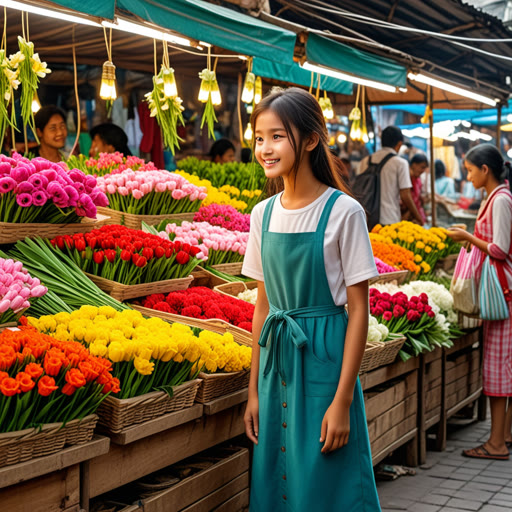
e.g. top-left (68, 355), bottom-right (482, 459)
top-left (237, 288), bottom-right (258, 305)
top-left (368, 316), bottom-right (389, 342)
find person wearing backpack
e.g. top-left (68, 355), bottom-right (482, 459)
top-left (355, 126), bottom-right (423, 229)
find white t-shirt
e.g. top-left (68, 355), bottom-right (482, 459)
top-left (357, 148), bottom-right (412, 225)
top-left (242, 188), bottom-right (378, 306)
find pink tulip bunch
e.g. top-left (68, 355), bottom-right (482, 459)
top-left (96, 169), bottom-right (207, 215)
top-left (84, 152), bottom-right (158, 176)
top-left (0, 153), bottom-right (108, 223)
top-left (375, 257), bottom-right (399, 274)
top-left (161, 221), bottom-right (248, 264)
top-left (193, 203), bottom-right (250, 232)
top-left (0, 257), bottom-right (47, 324)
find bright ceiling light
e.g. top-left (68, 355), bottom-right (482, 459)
top-left (0, 0), bottom-right (100, 26)
top-left (408, 72), bottom-right (497, 107)
top-left (102, 19), bottom-right (191, 47)
top-left (301, 61), bottom-right (398, 93)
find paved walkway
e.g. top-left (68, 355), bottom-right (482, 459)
top-left (377, 418), bottom-right (512, 512)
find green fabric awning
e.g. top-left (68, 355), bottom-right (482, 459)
top-left (47, 0), bottom-right (115, 19)
top-left (306, 33), bottom-right (407, 88)
top-left (116, 0), bottom-right (297, 65)
top-left (252, 57), bottom-right (353, 95)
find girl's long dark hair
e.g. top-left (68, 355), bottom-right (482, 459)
top-left (250, 87), bottom-right (351, 197)
top-left (465, 143), bottom-right (512, 192)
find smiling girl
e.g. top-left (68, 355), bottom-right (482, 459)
top-left (448, 143), bottom-right (512, 461)
top-left (242, 87), bottom-right (381, 511)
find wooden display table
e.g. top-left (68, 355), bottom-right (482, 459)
top-left (0, 436), bottom-right (109, 512)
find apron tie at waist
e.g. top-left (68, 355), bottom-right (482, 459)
top-left (259, 303), bottom-right (346, 377)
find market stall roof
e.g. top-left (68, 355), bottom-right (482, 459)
top-left (252, 0), bottom-right (512, 107)
top-left (252, 57), bottom-right (352, 96)
top-left (42, 0), bottom-right (115, 19)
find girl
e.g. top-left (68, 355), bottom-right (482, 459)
top-left (447, 144), bottom-right (512, 461)
top-left (403, 153), bottom-right (429, 224)
top-left (33, 106), bottom-right (68, 162)
top-left (242, 87), bottom-right (381, 510)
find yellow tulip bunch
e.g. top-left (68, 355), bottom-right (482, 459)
top-left (27, 306), bottom-right (252, 398)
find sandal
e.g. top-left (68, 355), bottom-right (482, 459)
top-left (462, 444), bottom-right (509, 461)
top-left (506, 441), bottom-right (512, 449)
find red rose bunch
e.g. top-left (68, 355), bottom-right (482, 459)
top-left (369, 288), bottom-right (450, 360)
top-left (50, 225), bottom-right (205, 285)
top-left (0, 325), bottom-right (118, 432)
top-left (142, 286), bottom-right (254, 332)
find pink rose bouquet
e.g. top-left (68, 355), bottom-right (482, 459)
top-left (161, 221), bottom-right (247, 265)
top-left (0, 153), bottom-right (108, 223)
top-left (66, 152), bottom-right (158, 177)
top-left (193, 203), bottom-right (250, 232)
top-left (0, 257), bottom-right (47, 324)
top-left (96, 170), bottom-right (207, 216)
top-left (374, 257), bottom-right (399, 274)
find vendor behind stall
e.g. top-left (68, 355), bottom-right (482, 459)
top-left (33, 106), bottom-right (67, 162)
top-left (89, 123), bottom-right (131, 157)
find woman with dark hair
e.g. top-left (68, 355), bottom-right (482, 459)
top-left (89, 123), bottom-right (131, 157)
top-left (448, 143), bottom-right (512, 461)
top-left (33, 105), bottom-right (67, 162)
top-left (434, 159), bottom-right (457, 201)
top-left (208, 138), bottom-right (235, 163)
top-left (242, 87), bottom-right (381, 511)
top-left (402, 153), bottom-right (428, 224)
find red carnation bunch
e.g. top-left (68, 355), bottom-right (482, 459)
top-left (142, 286), bottom-right (254, 332)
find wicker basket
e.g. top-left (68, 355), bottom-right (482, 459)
top-left (97, 379), bottom-right (200, 433)
top-left (195, 370), bottom-right (250, 403)
top-left (0, 414), bottom-right (97, 468)
top-left (209, 262), bottom-right (244, 276)
top-left (84, 273), bottom-right (194, 301)
top-left (458, 311), bottom-right (482, 330)
top-left (97, 207), bottom-right (196, 230)
top-left (0, 214), bottom-right (109, 244)
top-left (191, 267), bottom-right (230, 288)
top-left (369, 270), bottom-right (409, 286)
top-left (369, 336), bottom-right (406, 369)
top-left (359, 343), bottom-right (382, 374)
top-left (213, 281), bottom-right (257, 300)
top-left (130, 304), bottom-right (252, 347)
top-left (0, 321), bottom-right (17, 332)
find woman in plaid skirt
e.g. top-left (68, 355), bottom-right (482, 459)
top-left (448, 144), bottom-right (512, 461)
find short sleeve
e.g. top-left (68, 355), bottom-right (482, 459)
top-left (242, 203), bottom-right (265, 281)
top-left (397, 159), bottom-right (412, 190)
top-left (339, 209), bottom-right (378, 286)
top-left (491, 195), bottom-right (512, 255)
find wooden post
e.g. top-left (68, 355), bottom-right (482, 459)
top-left (418, 354), bottom-right (427, 464)
top-left (428, 85), bottom-right (436, 227)
top-left (497, 103), bottom-right (502, 152)
top-left (80, 461), bottom-right (90, 512)
top-left (436, 348), bottom-right (447, 452)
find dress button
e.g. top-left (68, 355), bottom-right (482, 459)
top-left (282, 422), bottom-right (287, 428)
top-left (283, 495), bottom-right (287, 500)
top-left (281, 380), bottom-right (286, 386)
top-left (282, 402), bottom-right (287, 408)
top-left (281, 446), bottom-right (286, 452)
top-left (282, 474), bottom-right (287, 480)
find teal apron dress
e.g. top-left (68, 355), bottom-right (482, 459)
top-left (250, 191), bottom-right (381, 511)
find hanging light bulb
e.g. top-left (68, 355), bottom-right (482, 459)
top-left (254, 76), bottom-right (262, 104)
top-left (244, 122), bottom-right (253, 141)
top-left (31, 94), bottom-right (41, 113)
top-left (350, 119), bottom-right (361, 141)
top-left (241, 71), bottom-right (255, 103)
top-left (319, 91), bottom-right (334, 120)
top-left (198, 79), bottom-right (210, 102)
top-left (337, 132), bottom-right (347, 144)
top-left (162, 67), bottom-right (178, 98)
top-left (210, 77), bottom-right (222, 106)
top-left (100, 61), bottom-right (117, 101)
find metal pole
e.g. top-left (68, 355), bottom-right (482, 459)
top-left (497, 103), bottom-right (502, 152)
top-left (429, 85), bottom-right (436, 227)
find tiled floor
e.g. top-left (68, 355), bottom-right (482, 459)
top-left (377, 419), bottom-right (512, 511)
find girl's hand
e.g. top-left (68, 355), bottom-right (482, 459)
top-left (320, 401), bottom-right (350, 453)
top-left (447, 227), bottom-right (469, 242)
top-left (244, 394), bottom-right (259, 444)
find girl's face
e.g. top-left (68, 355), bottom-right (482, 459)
top-left (410, 161), bottom-right (428, 178)
top-left (465, 160), bottom-right (488, 189)
top-left (37, 114), bottom-right (67, 150)
top-left (254, 109), bottom-right (297, 180)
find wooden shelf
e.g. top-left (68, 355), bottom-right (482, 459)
top-left (203, 388), bottom-right (248, 416)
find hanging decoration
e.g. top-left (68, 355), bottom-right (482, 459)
top-left (198, 47), bottom-right (221, 139)
top-left (319, 90), bottom-right (334, 120)
top-left (244, 122), bottom-right (253, 142)
top-left (241, 59), bottom-right (255, 104)
top-left (254, 76), bottom-right (262, 104)
top-left (100, 27), bottom-right (117, 116)
top-left (145, 40), bottom-right (184, 155)
top-left (17, 12), bottom-right (51, 149)
top-left (349, 85), bottom-right (362, 141)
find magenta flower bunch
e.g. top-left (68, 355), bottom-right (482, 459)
top-left (0, 153), bottom-right (108, 223)
top-left (96, 169), bottom-right (207, 215)
top-left (193, 203), bottom-right (250, 232)
top-left (374, 257), bottom-right (399, 274)
top-left (0, 257), bottom-right (47, 324)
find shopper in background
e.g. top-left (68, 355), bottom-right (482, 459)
top-left (447, 144), bottom-right (512, 461)
top-left (404, 153), bottom-right (429, 224)
top-left (209, 138), bottom-right (236, 164)
top-left (89, 123), bottom-right (131, 157)
top-left (357, 126), bottom-right (423, 225)
top-left (33, 105), bottom-right (68, 162)
top-left (435, 159), bottom-right (458, 201)
top-left (243, 87), bottom-right (381, 511)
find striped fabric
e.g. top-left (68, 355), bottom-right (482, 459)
top-left (479, 256), bottom-right (509, 321)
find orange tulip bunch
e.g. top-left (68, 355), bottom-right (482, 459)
top-left (0, 324), bottom-right (118, 433)
top-left (369, 234), bottom-right (421, 274)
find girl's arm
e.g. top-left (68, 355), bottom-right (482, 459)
top-left (321, 280), bottom-right (369, 453)
top-left (244, 281), bottom-right (268, 444)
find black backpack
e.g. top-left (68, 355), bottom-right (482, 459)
top-left (350, 153), bottom-right (396, 230)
